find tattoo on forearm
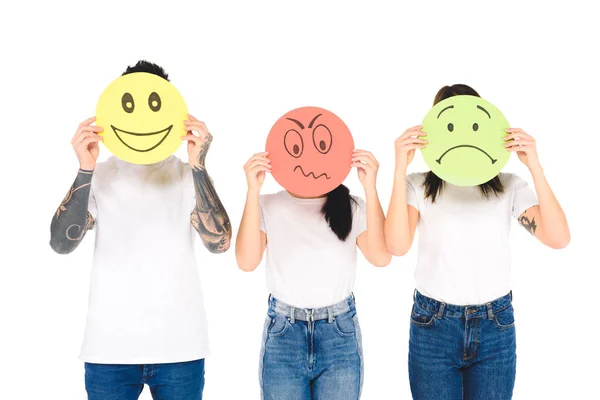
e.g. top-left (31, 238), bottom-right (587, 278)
top-left (519, 214), bottom-right (537, 235)
top-left (50, 169), bottom-right (95, 254)
top-left (190, 133), bottom-right (232, 253)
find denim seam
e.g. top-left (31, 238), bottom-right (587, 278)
top-left (334, 318), bottom-right (358, 337)
top-left (268, 316), bottom-right (290, 337)
top-left (353, 315), bottom-right (363, 399)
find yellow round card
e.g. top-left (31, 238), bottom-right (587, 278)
top-left (96, 72), bottom-right (188, 164)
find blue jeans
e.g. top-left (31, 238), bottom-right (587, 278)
top-left (259, 294), bottom-right (363, 399)
top-left (85, 359), bottom-right (205, 400)
top-left (408, 290), bottom-right (516, 400)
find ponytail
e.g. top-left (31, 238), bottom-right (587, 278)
top-left (321, 184), bottom-right (356, 241)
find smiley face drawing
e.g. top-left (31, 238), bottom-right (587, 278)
top-left (266, 107), bottom-right (354, 197)
top-left (95, 72), bottom-right (188, 164)
top-left (421, 95), bottom-right (510, 186)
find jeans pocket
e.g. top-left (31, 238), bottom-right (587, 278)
top-left (267, 312), bottom-right (290, 337)
top-left (493, 304), bottom-right (515, 329)
top-left (334, 310), bottom-right (357, 337)
top-left (410, 303), bottom-right (436, 327)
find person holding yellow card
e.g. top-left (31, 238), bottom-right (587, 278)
top-left (49, 61), bottom-right (231, 400)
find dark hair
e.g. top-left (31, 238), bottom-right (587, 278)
top-left (122, 60), bottom-right (169, 81)
top-left (321, 184), bottom-right (357, 241)
top-left (424, 84), bottom-right (504, 202)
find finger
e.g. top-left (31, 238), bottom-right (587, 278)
top-left (505, 129), bottom-right (534, 140)
top-left (248, 165), bottom-right (271, 175)
top-left (78, 117), bottom-right (96, 128)
top-left (245, 159), bottom-right (272, 171)
top-left (351, 154), bottom-right (374, 166)
top-left (508, 145), bottom-right (535, 152)
top-left (181, 134), bottom-right (202, 144)
top-left (78, 135), bottom-right (103, 149)
top-left (353, 152), bottom-right (378, 167)
top-left (187, 114), bottom-right (199, 122)
top-left (72, 125), bottom-right (101, 143)
top-left (72, 131), bottom-right (99, 146)
top-left (185, 124), bottom-right (210, 140)
top-left (399, 138), bottom-right (428, 146)
top-left (398, 130), bottom-right (427, 143)
top-left (351, 162), bottom-right (375, 171)
top-left (244, 153), bottom-right (270, 168)
top-left (406, 144), bottom-right (426, 151)
top-left (184, 120), bottom-right (209, 131)
top-left (504, 139), bottom-right (535, 148)
top-left (504, 133), bottom-right (534, 141)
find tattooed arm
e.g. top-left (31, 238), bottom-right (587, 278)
top-left (184, 115), bottom-right (232, 253)
top-left (50, 169), bottom-right (95, 254)
top-left (517, 168), bottom-right (570, 249)
top-left (504, 128), bottom-right (570, 249)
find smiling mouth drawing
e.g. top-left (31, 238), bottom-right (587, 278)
top-left (111, 125), bottom-right (173, 152)
top-left (436, 145), bottom-right (497, 164)
top-left (294, 165), bottom-right (331, 180)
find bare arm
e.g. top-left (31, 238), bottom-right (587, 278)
top-left (385, 172), bottom-right (419, 256)
top-left (517, 168), bottom-right (570, 248)
top-left (235, 190), bottom-right (267, 271)
top-left (184, 116), bottom-right (232, 254)
top-left (385, 126), bottom-right (426, 256)
top-left (357, 186), bottom-right (392, 267)
top-left (505, 128), bottom-right (570, 249)
top-left (49, 169), bottom-right (95, 254)
top-left (235, 152), bottom-right (270, 271)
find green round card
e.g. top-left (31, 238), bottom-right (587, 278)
top-left (421, 95), bottom-right (510, 186)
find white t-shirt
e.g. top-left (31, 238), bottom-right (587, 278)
top-left (406, 172), bottom-right (538, 305)
top-left (259, 190), bottom-right (367, 309)
top-left (80, 156), bottom-right (209, 364)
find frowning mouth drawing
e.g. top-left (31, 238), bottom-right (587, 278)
top-left (436, 145), bottom-right (497, 164)
top-left (294, 165), bottom-right (331, 180)
top-left (111, 125), bottom-right (173, 153)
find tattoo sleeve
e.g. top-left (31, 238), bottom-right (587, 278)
top-left (190, 134), bottom-right (232, 253)
top-left (518, 213), bottom-right (537, 236)
top-left (49, 169), bottom-right (95, 254)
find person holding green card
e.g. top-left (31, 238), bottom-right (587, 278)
top-left (385, 84), bottom-right (570, 400)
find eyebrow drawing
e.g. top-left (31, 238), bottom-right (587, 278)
top-left (477, 105), bottom-right (491, 118)
top-left (286, 118), bottom-right (305, 129)
top-left (437, 105), bottom-right (454, 118)
top-left (308, 114), bottom-right (322, 129)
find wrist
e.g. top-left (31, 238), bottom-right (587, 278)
top-left (79, 163), bottom-right (95, 171)
top-left (394, 165), bottom-right (408, 180)
top-left (247, 187), bottom-right (261, 199)
top-left (364, 185), bottom-right (378, 198)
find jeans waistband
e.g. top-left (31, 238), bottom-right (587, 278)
top-left (268, 294), bottom-right (355, 323)
top-left (413, 290), bottom-right (512, 319)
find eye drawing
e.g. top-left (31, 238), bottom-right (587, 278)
top-left (148, 92), bottom-right (161, 112)
top-left (312, 124), bottom-right (332, 154)
top-left (472, 123), bottom-right (479, 131)
top-left (447, 123), bottom-right (454, 132)
top-left (121, 93), bottom-right (135, 113)
top-left (284, 129), bottom-right (304, 158)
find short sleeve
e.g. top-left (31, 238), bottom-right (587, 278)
top-left (259, 195), bottom-right (267, 233)
top-left (512, 175), bottom-right (538, 218)
top-left (352, 196), bottom-right (367, 236)
top-left (406, 173), bottom-right (421, 211)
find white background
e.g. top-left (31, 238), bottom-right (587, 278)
top-left (0, 1), bottom-right (598, 399)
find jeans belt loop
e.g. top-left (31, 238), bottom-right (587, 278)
top-left (486, 303), bottom-right (494, 320)
top-left (413, 289), bottom-right (417, 301)
top-left (289, 306), bottom-right (296, 324)
top-left (436, 302), bottom-right (446, 318)
top-left (327, 306), bottom-right (334, 323)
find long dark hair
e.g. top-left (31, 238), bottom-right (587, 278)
top-left (321, 184), bottom-right (357, 241)
top-left (424, 84), bottom-right (504, 202)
